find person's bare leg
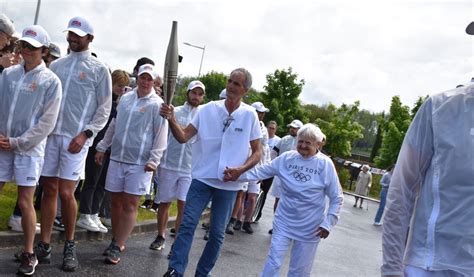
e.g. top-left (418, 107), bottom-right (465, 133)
top-left (174, 200), bottom-right (186, 233)
top-left (231, 190), bottom-right (245, 219)
top-left (110, 192), bottom-right (123, 239)
top-left (58, 178), bottom-right (79, 241)
top-left (157, 202), bottom-right (171, 237)
top-left (244, 193), bottom-right (257, 222)
top-left (40, 177), bottom-right (59, 243)
top-left (18, 186), bottom-right (36, 253)
top-left (114, 193), bottom-right (140, 248)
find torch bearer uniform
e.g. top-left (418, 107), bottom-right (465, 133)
top-left (0, 61), bottom-right (62, 185)
top-left (96, 88), bottom-right (168, 195)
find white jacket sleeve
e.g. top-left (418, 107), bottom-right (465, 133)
top-left (83, 67), bottom-right (112, 136)
top-left (9, 77), bottom-right (62, 152)
top-left (146, 110), bottom-right (168, 168)
top-left (381, 99), bottom-right (434, 276)
top-left (96, 118), bottom-right (116, 153)
top-left (320, 162), bottom-right (344, 231)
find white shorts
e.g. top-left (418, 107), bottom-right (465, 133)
top-left (0, 150), bottom-right (44, 186)
top-left (154, 167), bottom-right (192, 202)
top-left (105, 160), bottom-right (153, 196)
top-left (242, 181), bottom-right (260, 194)
top-left (41, 135), bottom-right (88, 181)
top-left (271, 176), bottom-right (282, 198)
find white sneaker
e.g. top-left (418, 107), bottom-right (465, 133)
top-left (8, 215), bottom-right (41, 233)
top-left (76, 214), bottom-right (100, 232)
top-left (92, 214), bottom-right (108, 233)
top-left (373, 222), bottom-right (383, 226)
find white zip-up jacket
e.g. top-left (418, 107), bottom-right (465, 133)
top-left (49, 50), bottom-right (111, 145)
top-left (0, 61), bottom-right (62, 156)
top-left (160, 102), bottom-right (199, 174)
top-left (96, 89), bottom-right (168, 168)
top-left (382, 84), bottom-right (474, 276)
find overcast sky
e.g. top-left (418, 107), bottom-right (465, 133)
top-left (3, 0), bottom-right (473, 112)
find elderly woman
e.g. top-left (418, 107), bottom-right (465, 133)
top-left (353, 164), bottom-right (372, 208)
top-left (224, 123), bottom-right (344, 277)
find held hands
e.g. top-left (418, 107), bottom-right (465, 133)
top-left (68, 132), bottom-right (88, 154)
top-left (223, 167), bottom-right (244, 182)
top-left (94, 152), bottom-right (105, 165)
top-left (144, 163), bottom-right (156, 172)
top-left (160, 103), bottom-right (174, 120)
top-left (316, 227), bottom-right (329, 239)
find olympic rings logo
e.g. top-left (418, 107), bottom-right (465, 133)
top-left (293, 171), bottom-right (311, 182)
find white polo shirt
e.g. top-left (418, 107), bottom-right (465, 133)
top-left (190, 99), bottom-right (261, 191)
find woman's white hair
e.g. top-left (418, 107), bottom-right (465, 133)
top-left (297, 123), bottom-right (325, 143)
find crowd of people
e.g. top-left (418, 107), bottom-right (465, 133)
top-left (0, 11), bottom-right (472, 277)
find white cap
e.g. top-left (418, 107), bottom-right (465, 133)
top-left (66, 16), bottom-right (94, 37)
top-left (0, 13), bottom-right (15, 36)
top-left (287, 119), bottom-right (303, 129)
top-left (20, 25), bottom-right (50, 48)
top-left (219, 89), bottom-right (227, 99)
top-left (187, 80), bottom-right (206, 92)
top-left (138, 64), bottom-right (157, 79)
top-left (48, 42), bottom-right (61, 58)
top-left (251, 102), bottom-right (269, 113)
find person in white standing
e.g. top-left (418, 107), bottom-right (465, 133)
top-left (36, 16), bottom-right (112, 272)
top-left (224, 123), bottom-right (344, 276)
top-left (149, 80), bottom-right (205, 252)
top-left (0, 25), bottom-right (61, 275)
top-left (381, 22), bottom-right (474, 277)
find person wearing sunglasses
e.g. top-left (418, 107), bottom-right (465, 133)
top-left (160, 68), bottom-right (262, 277)
top-left (0, 13), bottom-right (16, 73)
top-left (0, 25), bottom-right (62, 276)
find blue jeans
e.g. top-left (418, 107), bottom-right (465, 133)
top-left (374, 187), bottom-right (388, 223)
top-left (169, 179), bottom-right (238, 276)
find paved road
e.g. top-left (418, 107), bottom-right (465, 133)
top-left (0, 195), bottom-right (383, 276)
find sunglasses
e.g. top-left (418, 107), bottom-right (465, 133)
top-left (223, 115), bottom-right (234, 132)
top-left (20, 41), bottom-right (40, 50)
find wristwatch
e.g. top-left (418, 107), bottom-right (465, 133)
top-left (83, 129), bottom-right (93, 138)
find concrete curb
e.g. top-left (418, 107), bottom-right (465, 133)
top-left (0, 212), bottom-right (210, 249)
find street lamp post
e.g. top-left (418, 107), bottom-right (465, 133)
top-left (34, 0), bottom-right (41, 24)
top-left (183, 42), bottom-right (205, 77)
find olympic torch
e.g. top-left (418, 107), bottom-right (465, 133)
top-left (163, 21), bottom-right (179, 105)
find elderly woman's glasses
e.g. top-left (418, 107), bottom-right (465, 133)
top-left (223, 115), bottom-right (234, 132)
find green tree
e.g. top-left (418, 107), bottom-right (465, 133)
top-left (316, 101), bottom-right (364, 157)
top-left (260, 68), bottom-right (308, 135)
top-left (172, 71), bottom-right (228, 106)
top-left (304, 104), bottom-right (333, 123)
top-left (375, 96), bottom-right (411, 168)
top-left (369, 112), bottom-right (385, 161)
top-left (411, 95), bottom-right (428, 118)
top-left (352, 109), bottom-right (380, 154)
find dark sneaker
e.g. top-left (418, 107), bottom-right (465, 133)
top-left (104, 243), bottom-right (121, 265)
top-left (149, 202), bottom-right (159, 213)
top-left (225, 222), bottom-right (234, 235)
top-left (242, 222), bottom-right (254, 234)
top-left (62, 240), bottom-right (78, 272)
top-left (18, 251), bottom-right (38, 275)
top-left (140, 199), bottom-right (153, 209)
top-left (163, 268), bottom-right (182, 277)
top-left (233, 220), bottom-right (242, 231)
top-left (149, 235), bottom-right (166, 251)
top-left (268, 228), bottom-right (273, 234)
top-left (34, 241), bottom-right (51, 264)
top-left (170, 228), bottom-right (176, 237)
top-left (203, 229), bottom-right (209, 241)
top-left (53, 216), bottom-right (65, 232)
top-left (201, 222), bottom-right (210, 230)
